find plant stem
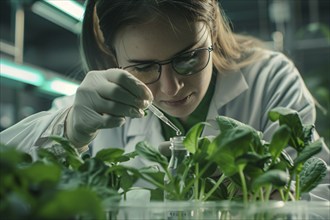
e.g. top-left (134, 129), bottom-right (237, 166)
top-left (199, 179), bottom-right (205, 200)
top-left (259, 188), bottom-right (264, 202)
top-left (265, 185), bottom-right (272, 201)
top-left (142, 176), bottom-right (166, 190)
top-left (203, 174), bottom-right (226, 201)
top-left (198, 161), bottom-right (212, 176)
top-left (279, 189), bottom-right (285, 201)
top-left (295, 173), bottom-right (300, 200)
top-left (295, 164), bottom-right (303, 200)
top-left (111, 172), bottom-right (114, 188)
top-left (238, 166), bottom-right (248, 203)
top-left (284, 176), bottom-right (293, 201)
top-left (288, 191), bottom-right (296, 201)
top-left (194, 163), bottom-right (199, 200)
top-left (179, 159), bottom-right (194, 199)
top-left (252, 190), bottom-right (258, 202)
top-left (181, 161), bottom-right (213, 197)
top-left (181, 160), bottom-right (193, 184)
top-left (164, 167), bottom-right (182, 199)
top-left (228, 182), bottom-right (237, 200)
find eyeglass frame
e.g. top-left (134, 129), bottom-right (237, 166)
top-left (121, 45), bottom-right (213, 84)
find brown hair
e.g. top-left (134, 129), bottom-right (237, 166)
top-left (80, 0), bottom-right (263, 74)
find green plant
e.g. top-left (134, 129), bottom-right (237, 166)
top-left (0, 146), bottom-right (105, 219)
top-left (1, 107), bottom-right (327, 219)
top-left (0, 137), bottom-right (142, 219)
top-left (136, 107), bottom-right (328, 203)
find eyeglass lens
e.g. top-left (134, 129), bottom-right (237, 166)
top-left (124, 47), bottom-right (211, 84)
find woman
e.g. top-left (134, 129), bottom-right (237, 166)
top-left (1, 0), bottom-right (328, 200)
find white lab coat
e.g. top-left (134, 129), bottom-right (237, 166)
top-left (1, 50), bottom-right (329, 200)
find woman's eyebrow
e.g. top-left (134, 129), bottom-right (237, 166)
top-left (127, 42), bottom-right (197, 64)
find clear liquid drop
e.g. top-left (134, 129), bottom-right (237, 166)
top-left (176, 130), bottom-right (182, 136)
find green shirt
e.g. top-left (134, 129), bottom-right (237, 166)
top-left (160, 73), bottom-right (216, 141)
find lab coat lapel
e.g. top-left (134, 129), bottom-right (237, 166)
top-left (202, 69), bottom-right (249, 137)
top-left (126, 114), bottom-right (164, 143)
top-left (125, 115), bottom-right (165, 167)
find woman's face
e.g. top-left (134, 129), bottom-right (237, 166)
top-left (115, 15), bottom-right (213, 121)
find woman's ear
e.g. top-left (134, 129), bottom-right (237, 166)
top-left (93, 5), bottom-right (112, 55)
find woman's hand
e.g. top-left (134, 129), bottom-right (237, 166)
top-left (66, 69), bottom-right (153, 148)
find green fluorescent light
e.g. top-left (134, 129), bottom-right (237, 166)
top-left (43, 78), bottom-right (79, 96)
top-left (43, 0), bottom-right (85, 21)
top-left (1, 59), bottom-right (79, 96)
top-left (0, 59), bottom-right (44, 86)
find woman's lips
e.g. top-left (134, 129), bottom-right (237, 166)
top-left (161, 93), bottom-right (193, 107)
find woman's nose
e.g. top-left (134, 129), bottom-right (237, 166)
top-left (158, 64), bottom-right (183, 96)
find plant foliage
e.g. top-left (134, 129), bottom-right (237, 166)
top-left (0, 107), bottom-right (327, 218)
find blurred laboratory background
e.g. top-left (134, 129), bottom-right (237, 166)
top-left (0, 0), bottom-right (329, 145)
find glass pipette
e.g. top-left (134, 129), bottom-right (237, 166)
top-left (148, 104), bottom-right (182, 136)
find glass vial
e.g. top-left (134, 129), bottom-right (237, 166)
top-left (164, 136), bottom-right (192, 201)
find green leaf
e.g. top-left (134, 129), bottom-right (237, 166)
top-left (299, 157), bottom-right (327, 193)
top-left (78, 158), bottom-right (109, 187)
top-left (37, 188), bottom-right (105, 220)
top-left (150, 187), bottom-right (164, 201)
top-left (294, 139), bottom-right (323, 166)
top-left (269, 125), bottom-right (291, 159)
top-left (279, 150), bottom-right (294, 168)
top-left (50, 136), bottom-right (79, 157)
top-left (215, 116), bottom-right (264, 153)
top-left (235, 152), bottom-right (271, 170)
top-left (49, 136), bottom-right (84, 169)
top-left (252, 170), bottom-right (289, 191)
top-left (270, 160), bottom-right (289, 172)
top-left (95, 148), bottom-right (129, 163)
top-left (59, 169), bottom-right (84, 189)
top-left (212, 151), bottom-right (238, 177)
top-left (92, 187), bottom-right (121, 206)
top-left (233, 153), bottom-right (270, 191)
top-left (79, 158), bottom-right (107, 174)
top-left (0, 145), bottom-right (32, 167)
top-left (243, 165), bottom-right (265, 186)
top-left (208, 127), bottom-right (253, 157)
top-left (184, 122), bottom-right (207, 154)
top-left (235, 152), bottom-right (264, 165)
top-left (208, 128), bottom-right (254, 176)
top-left (135, 141), bottom-right (168, 169)
top-left (66, 154), bottom-right (84, 170)
top-left (268, 107), bottom-right (304, 150)
top-left (268, 107), bottom-right (298, 122)
top-left (19, 162), bottom-right (61, 185)
top-left (37, 148), bottom-right (61, 164)
top-left (139, 166), bottom-right (165, 187)
top-left (190, 137), bottom-right (217, 177)
top-left (107, 164), bottom-right (129, 174)
top-left (215, 116), bottom-right (248, 132)
top-left (302, 124), bottom-right (315, 145)
top-left (123, 151), bottom-right (138, 159)
top-left (120, 170), bottom-right (138, 192)
top-left (194, 136), bottom-right (212, 162)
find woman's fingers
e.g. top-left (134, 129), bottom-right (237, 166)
top-left (67, 68), bottom-right (153, 148)
top-left (79, 69), bottom-right (152, 113)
